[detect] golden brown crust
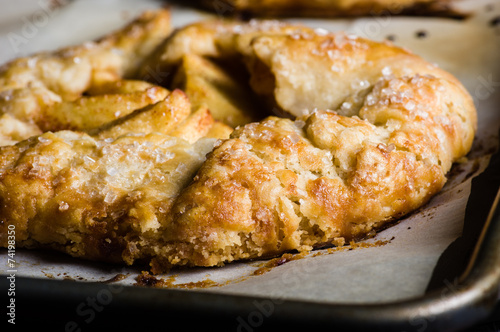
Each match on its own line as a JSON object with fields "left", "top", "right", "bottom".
{"left": 0, "top": 131, "right": 218, "bottom": 263}
{"left": 145, "top": 19, "right": 476, "bottom": 268}
{"left": 154, "top": 111, "right": 448, "bottom": 267}
{"left": 0, "top": 12, "right": 477, "bottom": 272}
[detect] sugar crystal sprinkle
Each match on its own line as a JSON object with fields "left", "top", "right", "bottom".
{"left": 59, "top": 201, "right": 69, "bottom": 211}
{"left": 38, "top": 136, "right": 51, "bottom": 144}
{"left": 382, "top": 66, "right": 392, "bottom": 76}
{"left": 404, "top": 100, "right": 416, "bottom": 111}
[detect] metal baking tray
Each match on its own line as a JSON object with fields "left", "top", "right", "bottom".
{"left": 3, "top": 143, "right": 499, "bottom": 331}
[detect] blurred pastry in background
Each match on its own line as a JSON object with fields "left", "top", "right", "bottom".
{"left": 190, "top": 0, "right": 467, "bottom": 19}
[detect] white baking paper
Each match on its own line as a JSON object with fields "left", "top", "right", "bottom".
{"left": 0, "top": 0, "right": 499, "bottom": 304}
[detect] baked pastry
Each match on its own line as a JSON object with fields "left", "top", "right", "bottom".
{"left": 0, "top": 10, "right": 172, "bottom": 145}
{"left": 194, "top": 0, "right": 464, "bottom": 18}
{"left": 141, "top": 20, "right": 475, "bottom": 269}
{"left": 0, "top": 11, "right": 476, "bottom": 273}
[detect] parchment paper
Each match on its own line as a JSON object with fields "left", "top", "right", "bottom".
{"left": 0, "top": 0, "right": 499, "bottom": 304}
